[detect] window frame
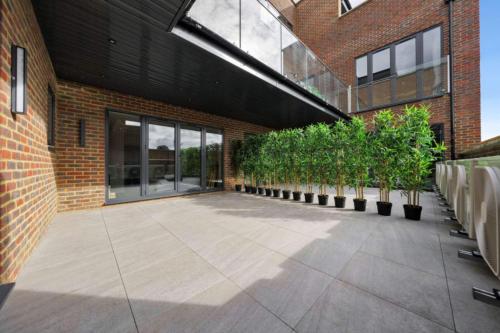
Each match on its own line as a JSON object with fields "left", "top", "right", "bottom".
{"left": 354, "top": 24, "right": 444, "bottom": 112}
{"left": 47, "top": 85, "right": 56, "bottom": 147}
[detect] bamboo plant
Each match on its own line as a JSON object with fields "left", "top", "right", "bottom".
{"left": 230, "top": 140, "right": 243, "bottom": 189}
{"left": 346, "top": 117, "right": 370, "bottom": 201}
{"left": 311, "top": 123, "right": 333, "bottom": 197}
{"left": 302, "top": 125, "right": 317, "bottom": 194}
{"left": 331, "top": 120, "right": 349, "bottom": 199}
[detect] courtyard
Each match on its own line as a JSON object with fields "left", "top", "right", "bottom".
{"left": 0, "top": 189, "right": 499, "bottom": 333}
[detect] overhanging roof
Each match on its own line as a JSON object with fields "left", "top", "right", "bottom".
{"left": 33, "top": 0, "right": 347, "bottom": 129}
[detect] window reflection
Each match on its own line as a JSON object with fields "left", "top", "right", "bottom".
{"left": 396, "top": 38, "right": 417, "bottom": 101}
{"left": 148, "top": 123, "right": 175, "bottom": 194}
{"left": 180, "top": 127, "right": 201, "bottom": 192}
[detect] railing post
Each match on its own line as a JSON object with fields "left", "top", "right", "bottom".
{"left": 347, "top": 85, "right": 352, "bottom": 114}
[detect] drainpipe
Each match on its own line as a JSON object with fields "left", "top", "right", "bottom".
{"left": 446, "top": 0, "right": 456, "bottom": 160}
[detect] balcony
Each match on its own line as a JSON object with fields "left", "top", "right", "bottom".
{"left": 185, "top": 0, "right": 349, "bottom": 113}
{"left": 354, "top": 56, "right": 449, "bottom": 112}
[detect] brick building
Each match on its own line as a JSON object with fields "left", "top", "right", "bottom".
{"left": 0, "top": 0, "right": 480, "bottom": 283}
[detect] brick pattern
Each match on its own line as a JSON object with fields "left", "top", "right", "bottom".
{"left": 55, "top": 80, "right": 270, "bottom": 212}
{"left": 0, "top": 0, "right": 58, "bottom": 283}
{"left": 294, "top": 0, "right": 480, "bottom": 155}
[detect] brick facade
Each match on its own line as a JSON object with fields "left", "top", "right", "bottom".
{"left": 294, "top": 0, "right": 480, "bottom": 156}
{"left": 0, "top": 0, "right": 58, "bottom": 283}
{"left": 55, "top": 80, "right": 269, "bottom": 212}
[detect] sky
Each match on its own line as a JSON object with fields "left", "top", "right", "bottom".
{"left": 480, "top": 1, "right": 500, "bottom": 141}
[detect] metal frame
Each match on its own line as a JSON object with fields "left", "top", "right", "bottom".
{"left": 354, "top": 24, "right": 444, "bottom": 112}
{"left": 105, "top": 108, "right": 224, "bottom": 205}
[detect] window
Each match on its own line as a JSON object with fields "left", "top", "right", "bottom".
{"left": 47, "top": 86, "right": 55, "bottom": 146}
{"left": 341, "top": 0, "right": 369, "bottom": 15}
{"left": 354, "top": 26, "right": 443, "bottom": 111}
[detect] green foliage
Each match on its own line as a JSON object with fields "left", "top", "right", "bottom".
{"left": 331, "top": 120, "right": 350, "bottom": 197}
{"left": 397, "top": 105, "right": 446, "bottom": 206}
{"left": 309, "top": 123, "right": 333, "bottom": 195}
{"left": 346, "top": 117, "right": 370, "bottom": 199}
{"left": 230, "top": 140, "right": 243, "bottom": 184}
{"left": 180, "top": 147, "right": 200, "bottom": 177}
{"left": 302, "top": 124, "right": 318, "bottom": 193}
{"left": 241, "top": 134, "right": 264, "bottom": 186}
{"left": 370, "top": 110, "right": 400, "bottom": 202}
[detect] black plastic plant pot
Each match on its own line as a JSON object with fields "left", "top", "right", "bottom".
{"left": 265, "top": 188, "right": 272, "bottom": 197}
{"left": 353, "top": 198, "right": 367, "bottom": 211}
{"left": 318, "top": 194, "right": 329, "bottom": 206}
{"left": 273, "top": 189, "right": 281, "bottom": 198}
{"left": 251, "top": 186, "right": 257, "bottom": 194}
{"left": 258, "top": 187, "right": 264, "bottom": 195}
{"left": 293, "top": 191, "right": 302, "bottom": 201}
{"left": 235, "top": 184, "right": 242, "bottom": 192}
{"left": 304, "top": 192, "right": 314, "bottom": 203}
{"left": 282, "top": 190, "right": 291, "bottom": 200}
{"left": 403, "top": 204, "right": 422, "bottom": 220}
{"left": 245, "top": 186, "right": 251, "bottom": 193}
{"left": 376, "top": 201, "right": 392, "bottom": 216}
{"left": 334, "top": 196, "right": 346, "bottom": 208}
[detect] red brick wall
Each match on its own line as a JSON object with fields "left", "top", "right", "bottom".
{"left": 294, "top": 0, "right": 480, "bottom": 155}
{"left": 56, "top": 80, "right": 270, "bottom": 211}
{"left": 0, "top": 0, "right": 58, "bottom": 283}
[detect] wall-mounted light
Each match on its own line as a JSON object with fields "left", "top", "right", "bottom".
{"left": 11, "top": 45, "right": 27, "bottom": 114}
{"left": 79, "top": 119, "right": 86, "bottom": 147}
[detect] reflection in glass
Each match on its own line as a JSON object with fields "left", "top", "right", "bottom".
{"left": 148, "top": 122, "right": 175, "bottom": 194}
{"left": 423, "top": 27, "right": 442, "bottom": 97}
{"left": 180, "top": 127, "right": 201, "bottom": 192}
{"left": 356, "top": 56, "right": 368, "bottom": 85}
{"left": 373, "top": 48, "right": 391, "bottom": 80}
{"left": 241, "top": 0, "right": 281, "bottom": 72}
{"left": 356, "top": 85, "right": 370, "bottom": 111}
{"left": 206, "top": 130, "right": 223, "bottom": 190}
{"left": 107, "top": 111, "right": 141, "bottom": 200}
{"left": 282, "top": 27, "right": 307, "bottom": 85}
{"left": 396, "top": 38, "right": 417, "bottom": 101}
{"left": 187, "top": 0, "right": 240, "bottom": 46}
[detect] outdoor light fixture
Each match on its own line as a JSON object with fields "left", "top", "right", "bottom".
{"left": 11, "top": 45, "right": 27, "bottom": 114}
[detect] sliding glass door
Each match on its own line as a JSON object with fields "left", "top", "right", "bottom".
{"left": 147, "top": 121, "right": 176, "bottom": 195}
{"left": 106, "top": 110, "right": 223, "bottom": 203}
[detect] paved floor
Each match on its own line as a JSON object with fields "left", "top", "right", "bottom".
{"left": 1, "top": 188, "right": 499, "bottom": 333}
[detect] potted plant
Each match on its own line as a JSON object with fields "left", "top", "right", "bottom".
{"left": 331, "top": 120, "right": 349, "bottom": 208}
{"left": 230, "top": 140, "right": 244, "bottom": 191}
{"left": 371, "top": 110, "right": 400, "bottom": 216}
{"left": 264, "top": 131, "right": 282, "bottom": 198}
{"left": 279, "top": 130, "right": 294, "bottom": 200}
{"left": 346, "top": 117, "right": 370, "bottom": 211}
{"left": 398, "top": 105, "right": 446, "bottom": 220}
{"left": 311, "top": 123, "right": 333, "bottom": 206}
{"left": 241, "top": 135, "right": 261, "bottom": 194}
{"left": 303, "top": 124, "right": 316, "bottom": 203}
{"left": 289, "top": 128, "right": 304, "bottom": 201}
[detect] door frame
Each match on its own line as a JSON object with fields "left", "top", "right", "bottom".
{"left": 104, "top": 108, "right": 224, "bottom": 205}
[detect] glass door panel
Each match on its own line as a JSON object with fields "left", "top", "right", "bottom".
{"left": 180, "top": 126, "right": 201, "bottom": 192}
{"left": 147, "top": 121, "right": 176, "bottom": 195}
{"left": 107, "top": 111, "right": 141, "bottom": 201}
{"left": 206, "top": 130, "right": 223, "bottom": 189}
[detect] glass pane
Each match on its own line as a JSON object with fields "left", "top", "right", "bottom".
{"left": 206, "top": 130, "right": 223, "bottom": 190}
{"left": 180, "top": 127, "right": 201, "bottom": 192}
{"left": 356, "top": 56, "right": 368, "bottom": 85}
{"left": 148, "top": 122, "right": 175, "bottom": 195}
{"left": 306, "top": 51, "right": 328, "bottom": 100}
{"left": 241, "top": 0, "right": 281, "bottom": 72}
{"left": 356, "top": 85, "right": 370, "bottom": 111}
{"left": 282, "top": 27, "right": 307, "bottom": 84}
{"left": 187, "top": 0, "right": 240, "bottom": 46}
{"left": 372, "top": 79, "right": 391, "bottom": 107}
{"left": 107, "top": 111, "right": 141, "bottom": 200}
{"left": 372, "top": 48, "right": 391, "bottom": 80}
{"left": 423, "top": 27, "right": 443, "bottom": 97}
{"left": 396, "top": 38, "right": 416, "bottom": 101}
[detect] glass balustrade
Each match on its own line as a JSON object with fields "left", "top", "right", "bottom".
{"left": 187, "top": 0, "right": 348, "bottom": 113}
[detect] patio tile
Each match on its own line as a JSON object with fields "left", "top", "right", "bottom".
{"left": 142, "top": 280, "right": 292, "bottom": 333}
{"left": 278, "top": 236, "right": 356, "bottom": 277}
{"left": 296, "top": 279, "right": 453, "bottom": 333}
{"left": 360, "top": 236, "right": 446, "bottom": 277}
{"left": 447, "top": 278, "right": 500, "bottom": 333}
{"left": 0, "top": 279, "right": 136, "bottom": 333}
{"left": 123, "top": 251, "right": 226, "bottom": 328}
{"left": 338, "top": 252, "right": 454, "bottom": 329}
{"left": 229, "top": 252, "right": 332, "bottom": 327}
{"left": 242, "top": 225, "right": 306, "bottom": 252}
{"left": 198, "top": 235, "right": 273, "bottom": 276}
